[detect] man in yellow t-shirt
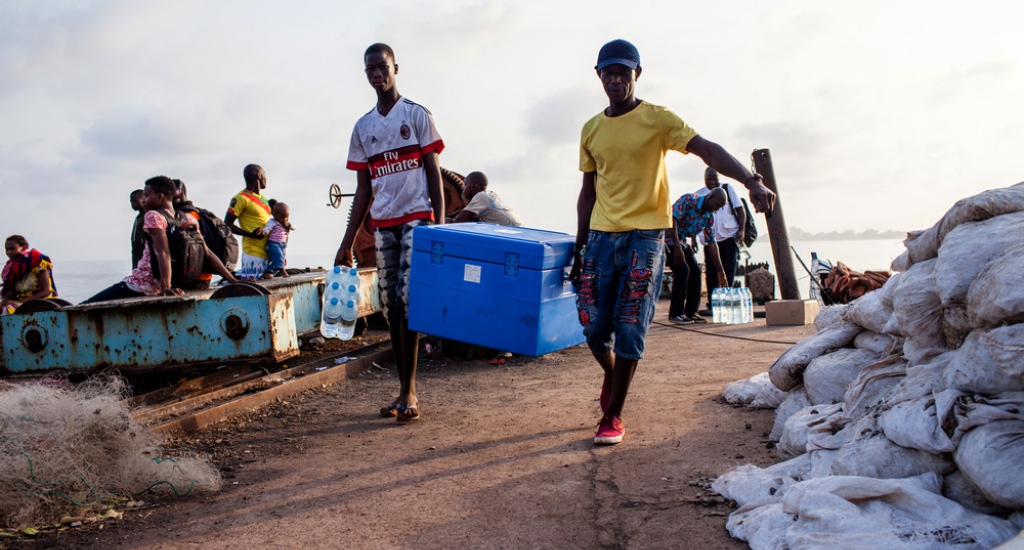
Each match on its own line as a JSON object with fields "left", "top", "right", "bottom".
{"left": 572, "top": 39, "right": 776, "bottom": 445}
{"left": 224, "top": 164, "right": 273, "bottom": 279}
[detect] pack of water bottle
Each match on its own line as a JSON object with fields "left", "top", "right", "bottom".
{"left": 711, "top": 285, "right": 753, "bottom": 325}
{"left": 321, "top": 266, "right": 361, "bottom": 339}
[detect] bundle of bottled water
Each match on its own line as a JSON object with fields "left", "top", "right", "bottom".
{"left": 711, "top": 286, "right": 754, "bottom": 325}
{"left": 321, "top": 266, "right": 361, "bottom": 339}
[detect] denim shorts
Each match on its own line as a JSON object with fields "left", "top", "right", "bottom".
{"left": 575, "top": 229, "right": 666, "bottom": 361}
{"left": 267, "top": 241, "right": 287, "bottom": 270}
{"left": 375, "top": 219, "right": 430, "bottom": 322}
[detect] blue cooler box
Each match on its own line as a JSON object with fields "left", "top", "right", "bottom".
{"left": 408, "top": 224, "right": 586, "bottom": 356}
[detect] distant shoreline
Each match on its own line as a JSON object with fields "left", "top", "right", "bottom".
{"left": 787, "top": 228, "right": 904, "bottom": 241}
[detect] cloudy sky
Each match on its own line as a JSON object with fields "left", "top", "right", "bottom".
{"left": 2, "top": 0, "right": 1022, "bottom": 262}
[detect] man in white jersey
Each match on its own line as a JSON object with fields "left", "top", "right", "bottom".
{"left": 334, "top": 43, "right": 445, "bottom": 424}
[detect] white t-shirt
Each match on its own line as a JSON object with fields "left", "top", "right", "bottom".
{"left": 695, "top": 183, "right": 743, "bottom": 242}
{"left": 464, "top": 190, "right": 522, "bottom": 227}
{"left": 346, "top": 97, "right": 444, "bottom": 227}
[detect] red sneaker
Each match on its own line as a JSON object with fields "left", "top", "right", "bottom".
{"left": 594, "top": 415, "right": 625, "bottom": 445}
{"left": 600, "top": 375, "right": 612, "bottom": 413}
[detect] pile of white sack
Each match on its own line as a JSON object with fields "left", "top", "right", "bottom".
{"left": 716, "top": 182, "right": 1024, "bottom": 549}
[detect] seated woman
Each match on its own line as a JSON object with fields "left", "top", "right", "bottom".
{"left": 1, "top": 235, "right": 59, "bottom": 314}
{"left": 83, "top": 176, "right": 239, "bottom": 304}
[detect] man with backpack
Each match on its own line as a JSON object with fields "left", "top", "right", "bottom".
{"left": 695, "top": 167, "right": 747, "bottom": 314}
{"left": 83, "top": 176, "right": 239, "bottom": 303}
{"left": 174, "top": 179, "right": 240, "bottom": 288}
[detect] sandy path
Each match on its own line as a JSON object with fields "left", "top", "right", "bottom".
{"left": 35, "top": 308, "right": 815, "bottom": 550}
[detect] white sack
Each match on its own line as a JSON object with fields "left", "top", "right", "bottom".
{"left": 845, "top": 290, "right": 892, "bottom": 334}
{"left": 892, "top": 259, "right": 947, "bottom": 361}
{"left": 942, "top": 304, "right": 971, "bottom": 350}
{"left": 778, "top": 404, "right": 843, "bottom": 460}
{"left": 780, "top": 474, "right": 1019, "bottom": 550}
{"left": 879, "top": 352, "right": 954, "bottom": 408}
{"left": 968, "top": 242, "right": 1024, "bottom": 328}
{"left": 830, "top": 432, "right": 954, "bottom": 480}
{"left": 943, "top": 470, "right": 1011, "bottom": 516}
{"left": 904, "top": 225, "right": 941, "bottom": 268}
{"left": 853, "top": 331, "right": 893, "bottom": 355}
{"left": 878, "top": 389, "right": 963, "bottom": 454}
{"left": 936, "top": 211, "right": 1024, "bottom": 307}
{"left": 880, "top": 312, "right": 902, "bottom": 336}
{"left": 995, "top": 530, "right": 1024, "bottom": 550}
{"left": 842, "top": 355, "right": 907, "bottom": 421}
{"left": 891, "top": 250, "right": 911, "bottom": 273}
{"left": 769, "top": 323, "right": 862, "bottom": 392}
{"left": 723, "top": 372, "right": 772, "bottom": 405}
{"left": 803, "top": 348, "right": 882, "bottom": 405}
{"left": 953, "top": 393, "right": 1024, "bottom": 509}
{"left": 877, "top": 271, "right": 901, "bottom": 310}
{"left": 936, "top": 181, "right": 1024, "bottom": 242}
{"left": 943, "top": 324, "right": 1024, "bottom": 395}
{"left": 814, "top": 304, "right": 849, "bottom": 331}
{"left": 721, "top": 372, "right": 788, "bottom": 409}
{"left": 750, "top": 380, "right": 789, "bottom": 410}
{"left": 725, "top": 501, "right": 792, "bottom": 550}
{"left": 712, "top": 454, "right": 811, "bottom": 507}
{"left": 770, "top": 387, "right": 809, "bottom": 442}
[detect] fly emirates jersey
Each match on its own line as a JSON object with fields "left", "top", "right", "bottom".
{"left": 346, "top": 97, "right": 444, "bottom": 227}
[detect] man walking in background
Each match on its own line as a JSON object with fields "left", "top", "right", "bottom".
{"left": 571, "top": 39, "right": 775, "bottom": 445}
{"left": 696, "top": 167, "right": 745, "bottom": 315}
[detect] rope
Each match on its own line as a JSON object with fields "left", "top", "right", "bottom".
{"left": 652, "top": 319, "right": 800, "bottom": 345}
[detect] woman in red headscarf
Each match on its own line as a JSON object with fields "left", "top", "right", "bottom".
{"left": 1, "top": 235, "right": 58, "bottom": 314}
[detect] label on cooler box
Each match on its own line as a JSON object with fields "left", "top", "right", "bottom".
{"left": 463, "top": 263, "right": 482, "bottom": 283}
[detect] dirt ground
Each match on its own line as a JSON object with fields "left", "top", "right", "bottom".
{"left": 20, "top": 306, "right": 815, "bottom": 550}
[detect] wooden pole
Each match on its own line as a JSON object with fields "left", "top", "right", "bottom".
{"left": 752, "top": 149, "right": 801, "bottom": 300}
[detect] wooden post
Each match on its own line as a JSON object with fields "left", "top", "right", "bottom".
{"left": 752, "top": 149, "right": 801, "bottom": 300}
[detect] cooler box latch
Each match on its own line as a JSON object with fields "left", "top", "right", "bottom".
{"left": 505, "top": 253, "right": 519, "bottom": 277}
{"left": 431, "top": 242, "right": 444, "bottom": 264}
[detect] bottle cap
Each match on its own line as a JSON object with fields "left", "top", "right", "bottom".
{"left": 349, "top": 268, "right": 357, "bottom": 276}
{"left": 330, "top": 297, "right": 338, "bottom": 305}
{"left": 332, "top": 282, "right": 339, "bottom": 290}
{"left": 348, "top": 285, "right": 356, "bottom": 292}
{"left": 347, "top": 300, "right": 355, "bottom": 308}
{"left": 334, "top": 266, "right": 342, "bottom": 274}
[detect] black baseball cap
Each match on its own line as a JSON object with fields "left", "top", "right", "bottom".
{"left": 595, "top": 39, "right": 640, "bottom": 71}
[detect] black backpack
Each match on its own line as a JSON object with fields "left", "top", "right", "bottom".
{"left": 724, "top": 184, "right": 759, "bottom": 248}
{"left": 145, "top": 210, "right": 207, "bottom": 287}
{"left": 194, "top": 208, "right": 239, "bottom": 271}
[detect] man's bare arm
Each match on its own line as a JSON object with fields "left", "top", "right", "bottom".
{"left": 224, "top": 212, "right": 264, "bottom": 239}
{"left": 569, "top": 171, "right": 597, "bottom": 281}
{"left": 452, "top": 209, "right": 477, "bottom": 223}
{"left": 422, "top": 152, "right": 445, "bottom": 226}
{"left": 334, "top": 170, "right": 373, "bottom": 267}
{"left": 686, "top": 135, "right": 775, "bottom": 214}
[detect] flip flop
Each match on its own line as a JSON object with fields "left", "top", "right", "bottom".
{"left": 380, "top": 403, "right": 399, "bottom": 417}
{"left": 396, "top": 404, "right": 420, "bottom": 424}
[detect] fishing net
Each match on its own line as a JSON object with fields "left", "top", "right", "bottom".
{"left": 0, "top": 375, "right": 220, "bottom": 528}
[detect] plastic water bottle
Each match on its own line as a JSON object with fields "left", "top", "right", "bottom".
{"left": 321, "top": 266, "right": 360, "bottom": 339}
{"left": 722, "top": 288, "right": 734, "bottom": 325}
{"left": 732, "top": 288, "right": 742, "bottom": 325}
{"left": 742, "top": 288, "right": 753, "bottom": 324}
{"left": 711, "top": 288, "right": 723, "bottom": 323}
